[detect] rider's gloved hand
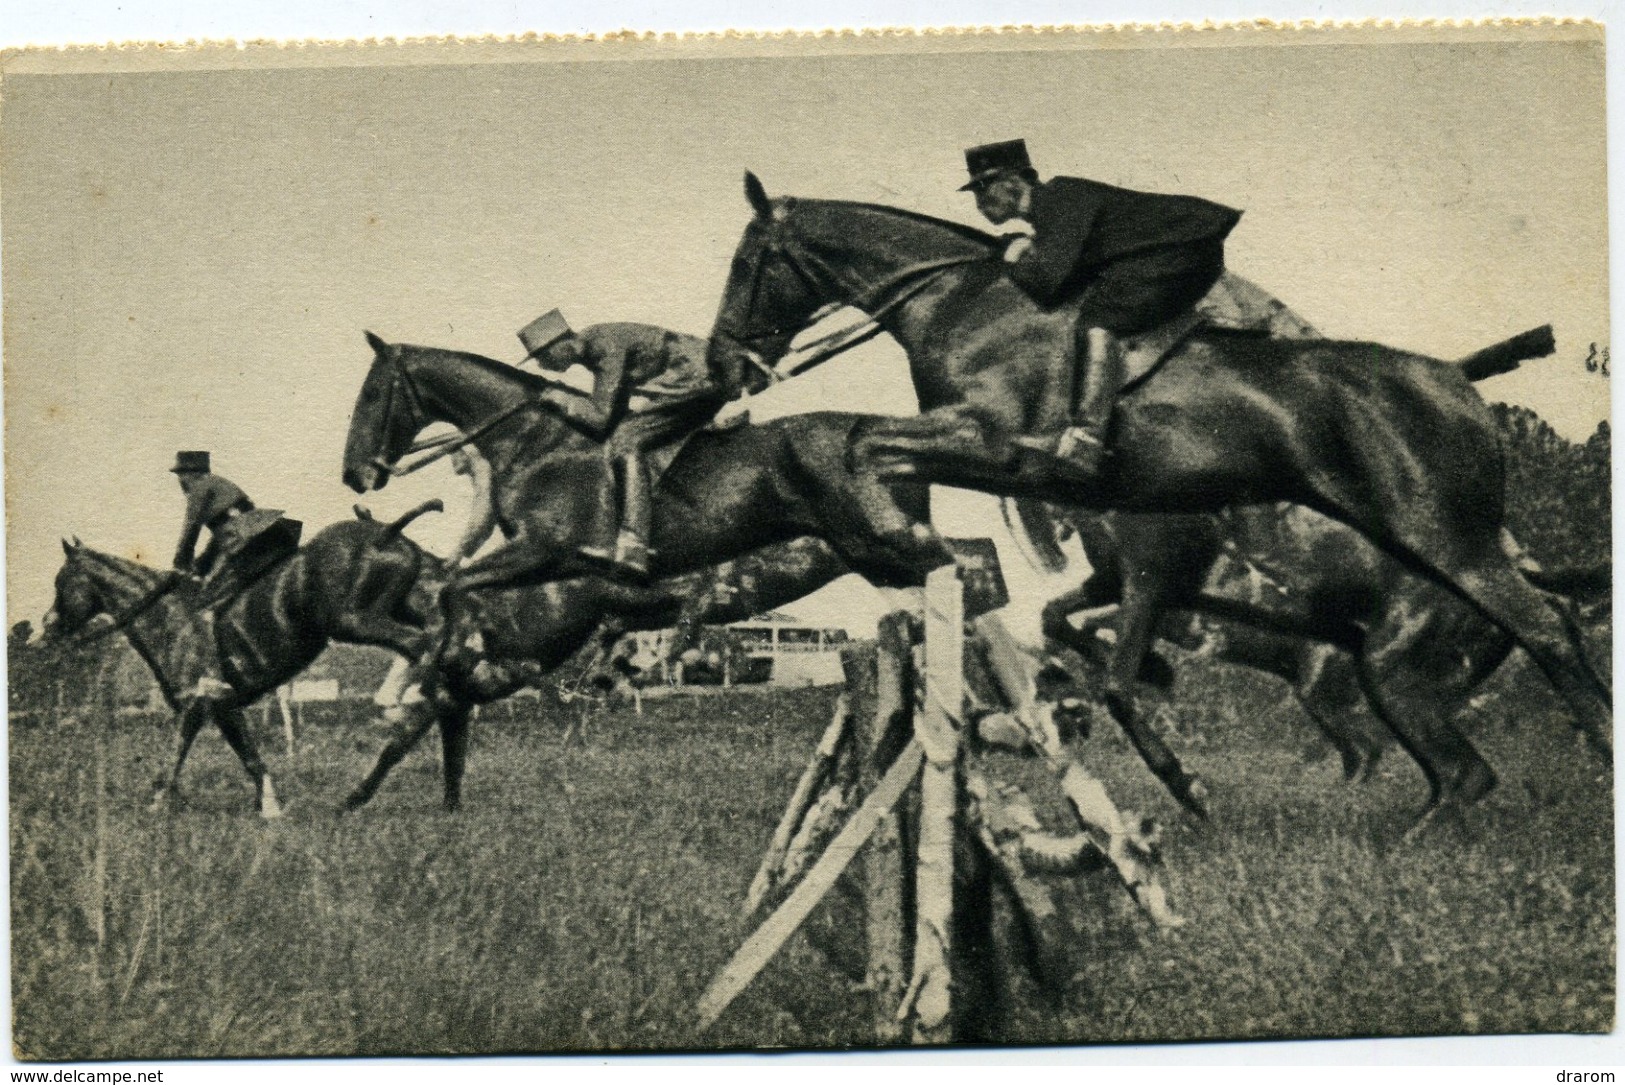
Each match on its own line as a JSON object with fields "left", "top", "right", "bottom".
{"left": 1001, "top": 234, "right": 1034, "bottom": 263}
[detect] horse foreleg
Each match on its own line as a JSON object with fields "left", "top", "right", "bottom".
{"left": 1292, "top": 644, "right": 1385, "bottom": 784}
{"left": 152, "top": 697, "right": 213, "bottom": 813}
{"left": 338, "top": 598, "right": 431, "bottom": 659}
{"left": 343, "top": 699, "right": 438, "bottom": 811}
{"left": 210, "top": 700, "right": 282, "bottom": 819}
{"left": 451, "top": 534, "right": 568, "bottom": 595}
{"left": 1103, "top": 587, "right": 1209, "bottom": 819}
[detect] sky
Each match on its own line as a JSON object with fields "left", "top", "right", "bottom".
{"left": 2, "top": 29, "right": 1610, "bottom": 634}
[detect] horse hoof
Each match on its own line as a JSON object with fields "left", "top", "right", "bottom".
{"left": 339, "top": 792, "right": 369, "bottom": 813}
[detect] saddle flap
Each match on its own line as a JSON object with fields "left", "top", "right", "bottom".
{"left": 1118, "top": 309, "right": 1205, "bottom": 390}
{"left": 1115, "top": 272, "right": 1322, "bottom": 392}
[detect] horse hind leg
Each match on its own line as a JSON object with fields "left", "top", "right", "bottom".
{"left": 1444, "top": 560, "right": 1612, "bottom": 755}
{"left": 1302, "top": 469, "right": 1611, "bottom": 757}
{"left": 1293, "top": 644, "right": 1385, "bottom": 784}
{"left": 1356, "top": 611, "right": 1497, "bottom": 837}
{"left": 437, "top": 696, "right": 474, "bottom": 812}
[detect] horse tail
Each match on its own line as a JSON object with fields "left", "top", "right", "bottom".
{"left": 1455, "top": 323, "right": 1555, "bottom": 383}
{"left": 380, "top": 499, "right": 446, "bottom": 542}
{"left": 1001, "top": 498, "right": 1071, "bottom": 575}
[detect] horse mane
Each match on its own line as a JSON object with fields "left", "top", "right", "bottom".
{"left": 74, "top": 546, "right": 168, "bottom": 596}
{"left": 789, "top": 197, "right": 1001, "bottom": 253}
{"left": 397, "top": 343, "right": 584, "bottom": 407}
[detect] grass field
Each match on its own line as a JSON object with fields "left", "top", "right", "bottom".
{"left": 9, "top": 652, "right": 1615, "bottom": 1059}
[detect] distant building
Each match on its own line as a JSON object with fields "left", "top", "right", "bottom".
{"left": 728, "top": 611, "right": 851, "bottom": 686}
{"left": 629, "top": 611, "right": 851, "bottom": 688}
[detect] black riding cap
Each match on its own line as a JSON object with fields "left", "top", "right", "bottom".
{"left": 960, "top": 139, "right": 1033, "bottom": 191}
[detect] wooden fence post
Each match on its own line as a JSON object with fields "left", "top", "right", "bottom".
{"left": 858, "top": 614, "right": 916, "bottom": 1043}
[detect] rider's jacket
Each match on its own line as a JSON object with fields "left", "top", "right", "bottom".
{"left": 1007, "top": 176, "right": 1243, "bottom": 305}
{"left": 173, "top": 473, "right": 253, "bottom": 573}
{"left": 542, "top": 323, "right": 723, "bottom": 440}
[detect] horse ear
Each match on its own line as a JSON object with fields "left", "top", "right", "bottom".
{"left": 62, "top": 538, "right": 74, "bottom": 556}
{"left": 365, "top": 330, "right": 389, "bottom": 356}
{"left": 744, "top": 172, "right": 773, "bottom": 220}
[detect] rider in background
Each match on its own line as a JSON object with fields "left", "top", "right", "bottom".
{"left": 373, "top": 443, "right": 494, "bottom": 721}
{"left": 448, "top": 444, "right": 497, "bottom": 567}
{"left": 170, "top": 450, "right": 254, "bottom": 579}
{"left": 960, "top": 139, "right": 1242, "bottom": 479}
{"left": 517, "top": 310, "right": 729, "bottom": 580}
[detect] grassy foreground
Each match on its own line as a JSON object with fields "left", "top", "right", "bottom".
{"left": 10, "top": 664, "right": 1614, "bottom": 1058}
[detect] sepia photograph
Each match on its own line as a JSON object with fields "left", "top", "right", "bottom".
{"left": 1, "top": 16, "right": 1613, "bottom": 1060}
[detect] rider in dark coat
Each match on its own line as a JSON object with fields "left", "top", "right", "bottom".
{"left": 519, "top": 311, "right": 730, "bottom": 579}
{"left": 960, "top": 139, "right": 1242, "bottom": 478}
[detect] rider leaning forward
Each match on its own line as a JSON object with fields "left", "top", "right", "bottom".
{"left": 518, "top": 311, "right": 732, "bottom": 580}
{"left": 170, "top": 450, "right": 255, "bottom": 579}
{"left": 960, "top": 139, "right": 1242, "bottom": 478}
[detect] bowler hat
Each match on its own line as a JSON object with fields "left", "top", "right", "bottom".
{"left": 960, "top": 139, "right": 1033, "bottom": 191}
{"left": 170, "top": 450, "right": 210, "bottom": 474}
{"left": 518, "top": 309, "right": 574, "bottom": 361}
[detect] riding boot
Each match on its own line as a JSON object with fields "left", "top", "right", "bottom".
{"left": 577, "top": 457, "right": 624, "bottom": 566}
{"left": 612, "top": 451, "right": 654, "bottom": 579}
{"left": 1056, "top": 326, "right": 1125, "bottom": 476}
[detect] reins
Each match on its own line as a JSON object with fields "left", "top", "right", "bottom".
{"left": 725, "top": 228, "right": 984, "bottom": 384}
{"left": 61, "top": 564, "right": 183, "bottom": 649}
{"left": 374, "top": 401, "right": 527, "bottom": 480}
{"left": 370, "top": 352, "right": 586, "bottom": 481}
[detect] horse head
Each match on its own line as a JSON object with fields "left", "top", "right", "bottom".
{"left": 707, "top": 173, "right": 998, "bottom": 382}
{"left": 45, "top": 540, "right": 167, "bottom": 642}
{"left": 345, "top": 333, "right": 583, "bottom": 493}
{"left": 705, "top": 173, "right": 834, "bottom": 392}
{"left": 344, "top": 332, "right": 429, "bottom": 494}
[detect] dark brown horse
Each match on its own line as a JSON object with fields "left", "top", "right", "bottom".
{"left": 705, "top": 176, "right": 1611, "bottom": 822}
{"left": 43, "top": 505, "right": 441, "bottom": 816}
{"left": 342, "top": 335, "right": 951, "bottom": 597}
{"left": 342, "top": 536, "right": 851, "bottom": 810}
{"left": 1012, "top": 352, "right": 1580, "bottom": 821}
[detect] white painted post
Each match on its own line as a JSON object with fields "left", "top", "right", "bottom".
{"left": 906, "top": 565, "right": 963, "bottom": 1043}
{"left": 277, "top": 683, "right": 297, "bottom": 756}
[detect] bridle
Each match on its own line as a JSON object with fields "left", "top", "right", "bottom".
{"left": 367, "top": 349, "right": 529, "bottom": 481}
{"left": 57, "top": 554, "right": 183, "bottom": 648}
{"left": 716, "top": 214, "right": 985, "bottom": 380}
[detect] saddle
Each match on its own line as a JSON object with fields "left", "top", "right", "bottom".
{"left": 1114, "top": 271, "right": 1322, "bottom": 392}
{"left": 196, "top": 511, "right": 303, "bottom": 610}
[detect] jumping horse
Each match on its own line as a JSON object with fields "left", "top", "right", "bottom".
{"left": 705, "top": 174, "right": 1611, "bottom": 830}
{"left": 344, "top": 334, "right": 951, "bottom": 598}
{"left": 43, "top": 505, "right": 441, "bottom": 816}
{"left": 1008, "top": 342, "right": 1591, "bottom": 819}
